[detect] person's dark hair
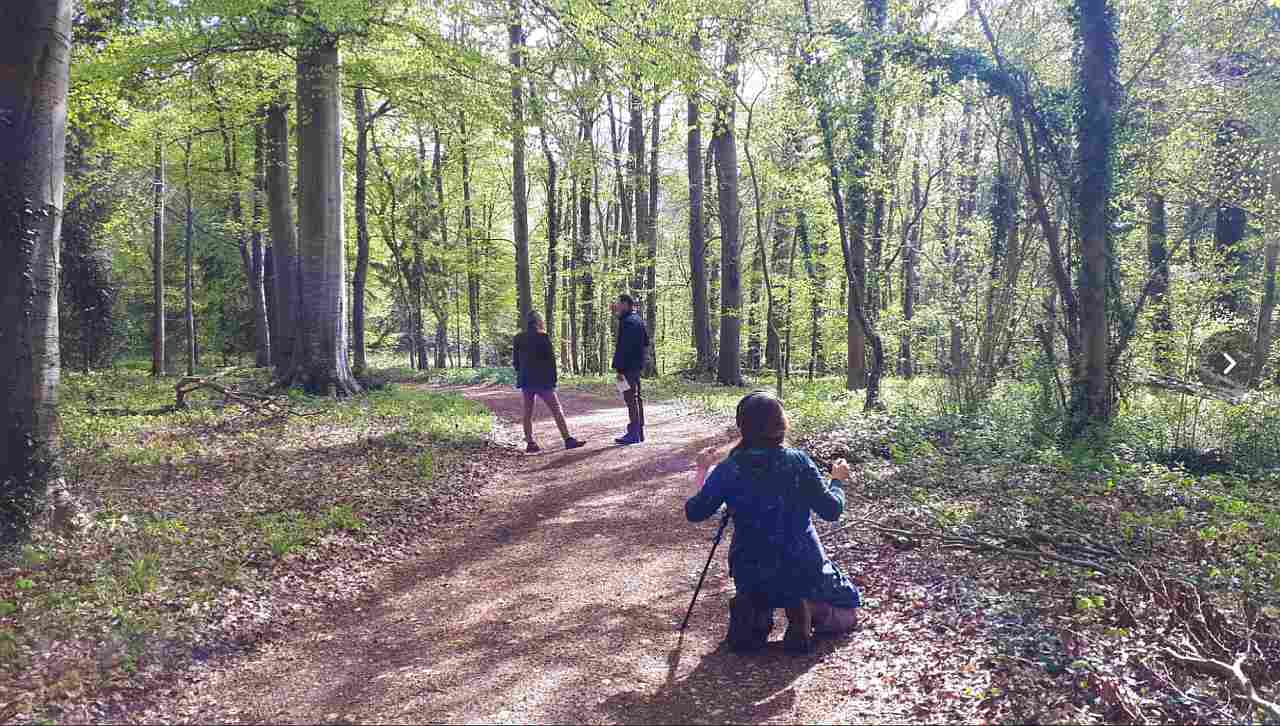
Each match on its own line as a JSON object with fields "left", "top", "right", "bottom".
{"left": 617, "top": 293, "right": 635, "bottom": 307}
{"left": 731, "top": 390, "right": 788, "bottom": 454}
{"left": 526, "top": 310, "right": 544, "bottom": 333}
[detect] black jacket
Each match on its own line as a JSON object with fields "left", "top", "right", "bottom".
{"left": 612, "top": 310, "right": 650, "bottom": 374}
{"left": 513, "top": 331, "right": 557, "bottom": 389}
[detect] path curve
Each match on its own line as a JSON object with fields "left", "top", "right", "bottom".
{"left": 141, "top": 385, "right": 894, "bottom": 724}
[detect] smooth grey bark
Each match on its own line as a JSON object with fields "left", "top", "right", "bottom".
{"left": 714, "top": 30, "right": 743, "bottom": 387}
{"left": 509, "top": 0, "right": 534, "bottom": 323}
{"left": 578, "top": 113, "right": 598, "bottom": 373}
{"left": 0, "top": 0, "right": 71, "bottom": 545}
{"left": 250, "top": 120, "right": 271, "bottom": 368}
{"left": 265, "top": 100, "right": 299, "bottom": 376}
{"left": 1253, "top": 169, "right": 1280, "bottom": 386}
{"left": 630, "top": 89, "right": 647, "bottom": 294}
{"left": 1072, "top": 0, "right": 1117, "bottom": 430}
{"left": 541, "top": 126, "right": 559, "bottom": 336}
{"left": 184, "top": 137, "right": 196, "bottom": 377}
{"left": 644, "top": 100, "right": 660, "bottom": 377}
{"left": 352, "top": 88, "right": 371, "bottom": 375}
{"left": 152, "top": 135, "right": 166, "bottom": 377}
{"left": 291, "top": 37, "right": 360, "bottom": 396}
{"left": 460, "top": 113, "right": 480, "bottom": 367}
{"left": 687, "top": 27, "right": 712, "bottom": 372}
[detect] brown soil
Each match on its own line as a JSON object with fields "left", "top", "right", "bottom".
{"left": 131, "top": 385, "right": 950, "bottom": 724}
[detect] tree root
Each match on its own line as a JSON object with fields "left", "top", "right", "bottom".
{"left": 1163, "top": 646, "right": 1280, "bottom": 722}
{"left": 174, "top": 376, "right": 321, "bottom": 417}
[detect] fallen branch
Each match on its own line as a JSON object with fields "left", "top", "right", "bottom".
{"left": 1163, "top": 646, "right": 1280, "bottom": 722}
{"left": 174, "top": 377, "right": 322, "bottom": 418}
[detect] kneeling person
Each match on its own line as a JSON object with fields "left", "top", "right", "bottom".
{"left": 686, "top": 391, "right": 860, "bottom": 654}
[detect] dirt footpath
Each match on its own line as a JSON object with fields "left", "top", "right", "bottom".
{"left": 137, "top": 385, "right": 925, "bottom": 724}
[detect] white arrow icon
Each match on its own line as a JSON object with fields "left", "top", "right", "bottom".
{"left": 1223, "top": 353, "right": 1237, "bottom": 375}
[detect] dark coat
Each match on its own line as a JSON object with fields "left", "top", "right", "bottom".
{"left": 685, "top": 447, "right": 860, "bottom": 610}
{"left": 513, "top": 331, "right": 557, "bottom": 390}
{"left": 611, "top": 310, "right": 649, "bottom": 374}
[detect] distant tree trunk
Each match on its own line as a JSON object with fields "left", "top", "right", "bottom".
{"left": 900, "top": 108, "right": 924, "bottom": 378}
{"left": 352, "top": 87, "right": 373, "bottom": 376}
{"left": 687, "top": 28, "right": 712, "bottom": 373}
{"left": 1148, "top": 190, "right": 1172, "bottom": 372}
{"left": 541, "top": 127, "right": 559, "bottom": 336}
{"left": 1214, "top": 119, "right": 1250, "bottom": 317}
{"left": 1071, "top": 0, "right": 1117, "bottom": 432}
{"left": 289, "top": 35, "right": 360, "bottom": 396}
{"left": 250, "top": 119, "right": 271, "bottom": 368}
{"left": 630, "top": 89, "right": 647, "bottom": 294}
{"left": 644, "top": 100, "right": 660, "bottom": 377}
{"left": 569, "top": 172, "right": 581, "bottom": 374}
{"left": 0, "top": 0, "right": 71, "bottom": 545}
{"left": 152, "top": 135, "right": 165, "bottom": 377}
{"left": 766, "top": 212, "right": 788, "bottom": 371}
{"left": 978, "top": 166, "right": 1015, "bottom": 387}
{"left": 609, "top": 94, "right": 633, "bottom": 289}
{"left": 714, "top": 29, "right": 743, "bottom": 387}
{"left": 839, "top": 0, "right": 888, "bottom": 407}
{"left": 459, "top": 114, "right": 480, "bottom": 367}
{"left": 948, "top": 98, "right": 977, "bottom": 379}
{"left": 578, "top": 114, "right": 597, "bottom": 374}
{"left": 509, "top": 0, "right": 534, "bottom": 323}
{"left": 431, "top": 129, "right": 450, "bottom": 370}
{"left": 266, "top": 100, "right": 298, "bottom": 376}
{"left": 184, "top": 137, "right": 197, "bottom": 376}
{"left": 799, "top": 209, "right": 822, "bottom": 379}
{"left": 1253, "top": 169, "right": 1280, "bottom": 386}
{"left": 748, "top": 247, "right": 762, "bottom": 371}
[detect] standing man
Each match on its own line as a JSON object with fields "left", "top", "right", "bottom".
{"left": 611, "top": 294, "right": 650, "bottom": 445}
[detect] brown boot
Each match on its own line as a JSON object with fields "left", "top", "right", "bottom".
{"left": 783, "top": 599, "right": 814, "bottom": 654}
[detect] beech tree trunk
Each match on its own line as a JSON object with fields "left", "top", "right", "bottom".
{"left": 1, "top": 0, "right": 71, "bottom": 544}
{"left": 714, "top": 30, "right": 743, "bottom": 387}
{"left": 644, "top": 101, "right": 660, "bottom": 377}
{"left": 509, "top": 0, "right": 534, "bottom": 322}
{"left": 541, "top": 127, "right": 559, "bottom": 335}
{"left": 266, "top": 100, "right": 299, "bottom": 377}
{"left": 290, "top": 36, "right": 360, "bottom": 396}
{"left": 152, "top": 135, "right": 166, "bottom": 377}
{"left": 352, "top": 88, "right": 373, "bottom": 376}
{"left": 250, "top": 120, "right": 271, "bottom": 368}
{"left": 1, "top": 0, "right": 70, "bottom": 545}
{"left": 1072, "top": 0, "right": 1117, "bottom": 431}
{"left": 1253, "top": 169, "right": 1280, "bottom": 386}
{"left": 687, "top": 28, "right": 713, "bottom": 373}
{"left": 184, "top": 138, "right": 197, "bottom": 376}
{"left": 578, "top": 114, "right": 597, "bottom": 373}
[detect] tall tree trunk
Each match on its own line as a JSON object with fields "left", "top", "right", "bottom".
{"left": 1148, "top": 190, "right": 1173, "bottom": 372}
{"left": 580, "top": 113, "right": 597, "bottom": 374}
{"left": 839, "top": 0, "right": 888, "bottom": 407}
{"left": 184, "top": 137, "right": 197, "bottom": 376}
{"left": 459, "top": 114, "right": 480, "bottom": 367}
{"left": 541, "top": 126, "right": 559, "bottom": 336}
{"left": 748, "top": 247, "right": 762, "bottom": 371}
{"left": 432, "top": 129, "right": 450, "bottom": 370}
{"left": 900, "top": 107, "right": 924, "bottom": 378}
{"left": 352, "top": 87, "right": 373, "bottom": 376}
{"left": 1253, "top": 168, "right": 1280, "bottom": 386}
{"left": 644, "top": 100, "right": 660, "bottom": 377}
{"left": 291, "top": 36, "right": 360, "bottom": 396}
{"left": 766, "top": 212, "right": 788, "bottom": 370}
{"left": 687, "top": 27, "right": 712, "bottom": 372}
{"left": 250, "top": 119, "right": 271, "bottom": 368}
{"left": 630, "top": 89, "right": 649, "bottom": 299}
{"left": 799, "top": 208, "right": 822, "bottom": 379}
{"left": 266, "top": 100, "right": 298, "bottom": 376}
{"left": 0, "top": 0, "right": 71, "bottom": 544}
{"left": 509, "top": 0, "right": 534, "bottom": 322}
{"left": 152, "top": 136, "right": 166, "bottom": 377}
{"left": 714, "top": 29, "right": 743, "bottom": 387}
{"left": 1214, "top": 119, "right": 1250, "bottom": 317}
{"left": 569, "top": 171, "right": 581, "bottom": 374}
{"left": 609, "top": 94, "right": 633, "bottom": 288}
{"left": 1072, "top": 0, "right": 1117, "bottom": 431}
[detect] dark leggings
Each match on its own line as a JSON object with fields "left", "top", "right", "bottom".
{"left": 622, "top": 371, "right": 645, "bottom": 429}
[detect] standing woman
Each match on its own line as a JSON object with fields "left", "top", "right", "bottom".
{"left": 513, "top": 311, "right": 586, "bottom": 453}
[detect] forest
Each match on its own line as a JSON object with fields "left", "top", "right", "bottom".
{"left": 4, "top": 0, "right": 1280, "bottom": 722}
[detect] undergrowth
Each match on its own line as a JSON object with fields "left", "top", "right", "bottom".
{"left": 1, "top": 363, "right": 494, "bottom": 722}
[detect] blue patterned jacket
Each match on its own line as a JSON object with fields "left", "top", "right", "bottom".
{"left": 685, "top": 447, "right": 860, "bottom": 610}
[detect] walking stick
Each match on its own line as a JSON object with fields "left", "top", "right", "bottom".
{"left": 679, "top": 507, "right": 732, "bottom": 632}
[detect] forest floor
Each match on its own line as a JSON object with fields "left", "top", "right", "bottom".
{"left": 7, "top": 372, "right": 1279, "bottom": 723}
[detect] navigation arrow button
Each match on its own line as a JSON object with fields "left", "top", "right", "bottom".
{"left": 1223, "top": 352, "right": 1237, "bottom": 375}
